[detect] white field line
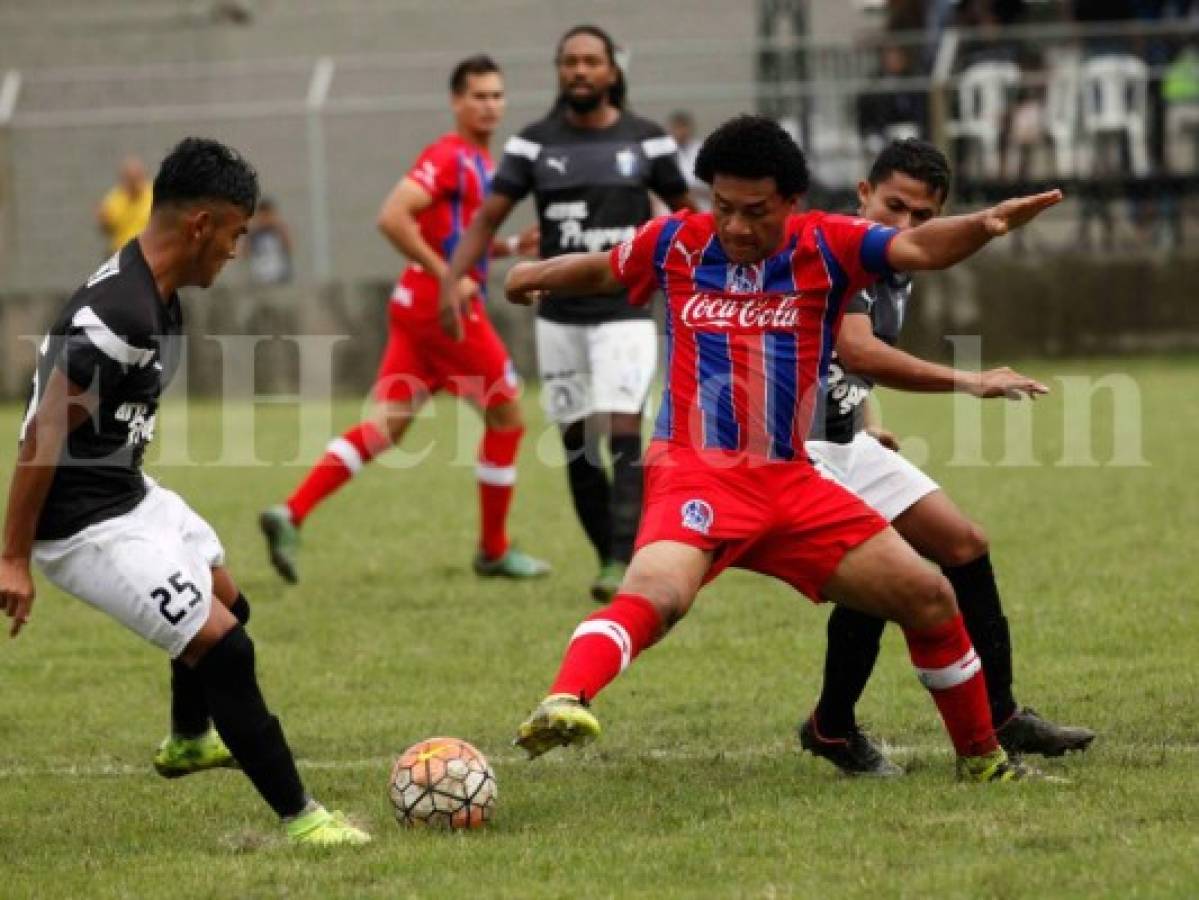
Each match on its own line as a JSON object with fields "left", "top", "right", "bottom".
{"left": 0, "top": 741, "right": 1195, "bottom": 779}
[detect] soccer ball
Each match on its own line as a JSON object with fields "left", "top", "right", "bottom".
{"left": 389, "top": 737, "right": 497, "bottom": 830}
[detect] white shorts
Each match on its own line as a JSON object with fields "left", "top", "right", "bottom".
{"left": 806, "top": 431, "right": 940, "bottom": 523}
{"left": 535, "top": 319, "right": 657, "bottom": 424}
{"left": 33, "top": 482, "right": 225, "bottom": 658}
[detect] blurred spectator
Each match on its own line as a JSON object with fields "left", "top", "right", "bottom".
{"left": 857, "top": 44, "right": 929, "bottom": 156}
{"left": 1004, "top": 85, "right": 1046, "bottom": 182}
{"left": 1164, "top": 45, "right": 1199, "bottom": 173}
{"left": 667, "top": 110, "right": 710, "bottom": 210}
{"left": 96, "top": 155, "right": 151, "bottom": 254}
{"left": 245, "top": 196, "right": 293, "bottom": 285}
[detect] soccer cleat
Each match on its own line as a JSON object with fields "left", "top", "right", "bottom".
{"left": 514, "top": 693, "right": 601, "bottom": 759}
{"left": 285, "top": 805, "right": 372, "bottom": 847}
{"left": 996, "top": 706, "right": 1096, "bottom": 757}
{"left": 956, "top": 747, "right": 1051, "bottom": 782}
{"left": 473, "top": 546, "right": 552, "bottom": 579}
{"left": 259, "top": 505, "right": 300, "bottom": 583}
{"left": 798, "top": 715, "right": 903, "bottom": 778}
{"left": 589, "top": 561, "right": 626, "bottom": 602}
{"left": 153, "top": 728, "right": 237, "bottom": 779}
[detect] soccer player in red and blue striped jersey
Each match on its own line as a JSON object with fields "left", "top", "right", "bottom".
{"left": 506, "top": 115, "right": 1062, "bottom": 783}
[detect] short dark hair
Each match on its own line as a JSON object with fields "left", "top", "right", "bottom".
{"left": 556, "top": 24, "right": 627, "bottom": 109}
{"left": 450, "top": 54, "right": 501, "bottom": 95}
{"left": 694, "top": 115, "right": 809, "bottom": 197}
{"left": 152, "top": 137, "right": 258, "bottom": 215}
{"left": 868, "top": 139, "right": 951, "bottom": 202}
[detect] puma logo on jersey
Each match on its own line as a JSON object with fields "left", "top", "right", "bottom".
{"left": 674, "top": 241, "right": 703, "bottom": 269}
{"left": 413, "top": 160, "right": 437, "bottom": 190}
{"left": 546, "top": 156, "right": 568, "bottom": 175}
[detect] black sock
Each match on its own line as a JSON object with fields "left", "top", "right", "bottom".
{"left": 943, "top": 553, "right": 1017, "bottom": 724}
{"left": 562, "top": 422, "right": 612, "bottom": 564}
{"left": 609, "top": 433, "right": 643, "bottom": 565}
{"left": 813, "top": 604, "right": 887, "bottom": 738}
{"left": 169, "top": 659, "right": 211, "bottom": 739}
{"left": 168, "top": 594, "right": 251, "bottom": 737}
{"left": 193, "top": 626, "right": 307, "bottom": 819}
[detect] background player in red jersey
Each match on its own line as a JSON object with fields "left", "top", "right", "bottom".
{"left": 504, "top": 116, "right": 1062, "bottom": 783}
{"left": 260, "top": 55, "right": 549, "bottom": 583}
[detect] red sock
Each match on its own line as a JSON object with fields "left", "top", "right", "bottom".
{"left": 477, "top": 426, "right": 522, "bottom": 560}
{"left": 903, "top": 614, "right": 998, "bottom": 757}
{"left": 286, "top": 422, "right": 389, "bottom": 525}
{"left": 549, "top": 593, "right": 662, "bottom": 702}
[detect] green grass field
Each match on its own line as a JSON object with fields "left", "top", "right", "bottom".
{"left": 1, "top": 356, "right": 1196, "bottom": 898}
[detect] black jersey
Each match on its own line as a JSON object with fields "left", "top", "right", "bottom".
{"left": 492, "top": 108, "right": 687, "bottom": 325}
{"left": 810, "top": 272, "right": 913, "bottom": 444}
{"left": 22, "top": 240, "right": 184, "bottom": 540}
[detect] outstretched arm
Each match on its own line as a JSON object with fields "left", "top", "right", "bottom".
{"left": 1, "top": 369, "right": 96, "bottom": 637}
{"left": 837, "top": 313, "right": 1048, "bottom": 399}
{"left": 505, "top": 252, "right": 620, "bottom": 306}
{"left": 887, "top": 189, "right": 1062, "bottom": 272}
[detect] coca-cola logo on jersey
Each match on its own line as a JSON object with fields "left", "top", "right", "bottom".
{"left": 679, "top": 292, "right": 804, "bottom": 330}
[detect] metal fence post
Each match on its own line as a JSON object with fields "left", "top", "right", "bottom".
{"left": 306, "top": 57, "right": 335, "bottom": 284}
{"left": 0, "top": 70, "right": 23, "bottom": 286}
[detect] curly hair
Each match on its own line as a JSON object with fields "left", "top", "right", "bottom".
{"left": 152, "top": 137, "right": 259, "bottom": 215}
{"left": 694, "top": 115, "right": 809, "bottom": 197}
{"left": 868, "top": 139, "right": 951, "bottom": 202}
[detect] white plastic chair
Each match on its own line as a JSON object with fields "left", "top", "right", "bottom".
{"left": 1044, "top": 53, "right": 1081, "bottom": 178}
{"left": 1079, "top": 54, "right": 1151, "bottom": 177}
{"left": 946, "top": 61, "right": 1021, "bottom": 178}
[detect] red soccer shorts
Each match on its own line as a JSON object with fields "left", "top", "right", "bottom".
{"left": 375, "top": 270, "right": 519, "bottom": 409}
{"left": 635, "top": 441, "right": 889, "bottom": 601}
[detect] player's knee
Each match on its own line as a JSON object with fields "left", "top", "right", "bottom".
{"left": 621, "top": 573, "right": 690, "bottom": 632}
{"left": 941, "top": 521, "right": 989, "bottom": 567}
{"left": 194, "top": 624, "right": 256, "bottom": 683}
{"left": 895, "top": 570, "right": 957, "bottom": 630}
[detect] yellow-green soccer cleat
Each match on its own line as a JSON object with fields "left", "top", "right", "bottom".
{"left": 956, "top": 747, "right": 1059, "bottom": 783}
{"left": 514, "top": 693, "right": 601, "bottom": 759}
{"left": 259, "top": 504, "right": 301, "bottom": 584}
{"left": 153, "top": 728, "right": 237, "bottom": 779}
{"left": 286, "top": 805, "right": 372, "bottom": 847}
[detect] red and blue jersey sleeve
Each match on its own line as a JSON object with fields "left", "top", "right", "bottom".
{"left": 814, "top": 213, "right": 898, "bottom": 297}
{"left": 608, "top": 213, "right": 683, "bottom": 306}
{"left": 406, "top": 137, "right": 459, "bottom": 204}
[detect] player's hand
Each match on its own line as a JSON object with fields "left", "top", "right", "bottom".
{"left": 982, "top": 190, "right": 1063, "bottom": 237}
{"left": 516, "top": 225, "right": 540, "bottom": 257}
{"left": 0, "top": 556, "right": 36, "bottom": 638}
{"left": 505, "top": 262, "right": 547, "bottom": 307}
{"left": 967, "top": 367, "right": 1050, "bottom": 400}
{"left": 867, "top": 426, "right": 900, "bottom": 452}
{"left": 437, "top": 276, "right": 478, "bottom": 341}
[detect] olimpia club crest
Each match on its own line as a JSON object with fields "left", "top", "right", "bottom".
{"left": 680, "top": 498, "right": 714, "bottom": 535}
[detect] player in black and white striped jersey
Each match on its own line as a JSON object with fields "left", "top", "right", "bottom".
{"left": 0, "top": 138, "right": 369, "bottom": 846}
{"left": 800, "top": 140, "right": 1095, "bottom": 776}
